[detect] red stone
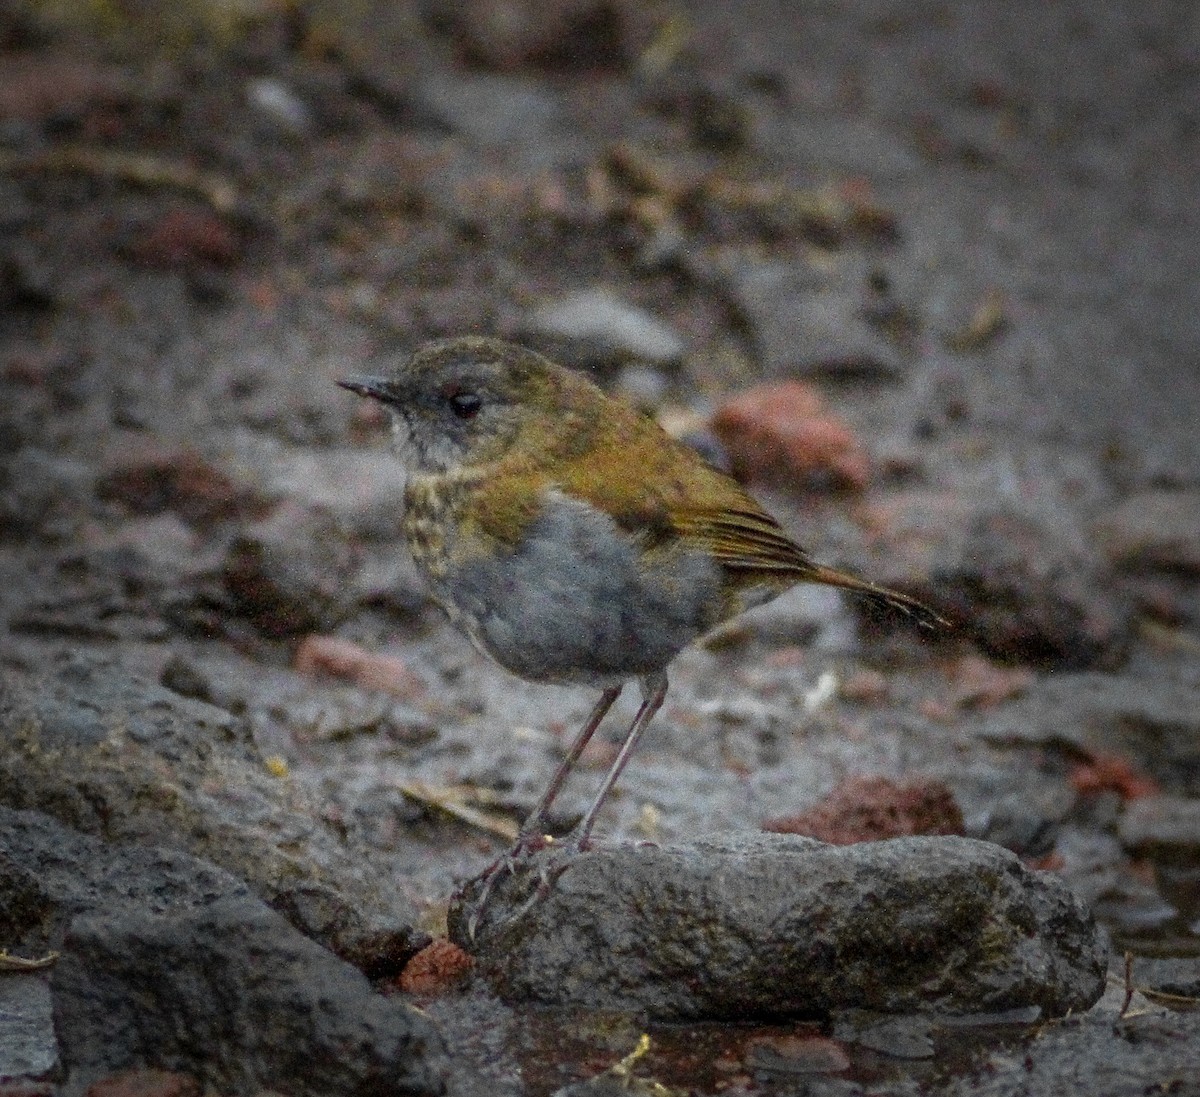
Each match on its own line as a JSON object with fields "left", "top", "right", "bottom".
{"left": 395, "top": 938, "right": 473, "bottom": 995}
{"left": 711, "top": 381, "right": 870, "bottom": 492}
{"left": 763, "top": 774, "right": 965, "bottom": 844}
{"left": 294, "top": 635, "right": 425, "bottom": 700}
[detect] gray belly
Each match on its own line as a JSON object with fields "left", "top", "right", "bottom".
{"left": 431, "top": 494, "right": 724, "bottom": 687}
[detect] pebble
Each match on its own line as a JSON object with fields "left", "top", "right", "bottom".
{"left": 1095, "top": 489, "right": 1200, "bottom": 575}
{"left": 1118, "top": 795, "right": 1200, "bottom": 857}
{"left": 710, "top": 380, "right": 870, "bottom": 491}
{"left": 523, "top": 288, "right": 685, "bottom": 365}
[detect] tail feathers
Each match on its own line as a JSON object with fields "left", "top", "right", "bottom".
{"left": 806, "top": 564, "right": 949, "bottom": 631}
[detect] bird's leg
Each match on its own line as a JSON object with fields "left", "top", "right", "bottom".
{"left": 463, "top": 684, "right": 622, "bottom": 940}
{"left": 505, "top": 675, "right": 669, "bottom": 925}
{"left": 567, "top": 672, "right": 667, "bottom": 851}
{"left": 492, "top": 676, "right": 672, "bottom": 931}
{"left": 517, "top": 684, "right": 622, "bottom": 843}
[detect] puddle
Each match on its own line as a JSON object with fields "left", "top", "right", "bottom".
{"left": 501, "top": 1007, "right": 1046, "bottom": 1095}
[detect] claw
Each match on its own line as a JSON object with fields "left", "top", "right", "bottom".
{"left": 461, "top": 832, "right": 555, "bottom": 941}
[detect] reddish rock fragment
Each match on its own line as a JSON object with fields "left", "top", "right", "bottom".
{"left": 395, "top": 938, "right": 473, "bottom": 995}
{"left": 295, "top": 635, "right": 425, "bottom": 700}
{"left": 746, "top": 1034, "right": 850, "bottom": 1075}
{"left": 711, "top": 382, "right": 870, "bottom": 491}
{"left": 763, "top": 775, "right": 965, "bottom": 844}
{"left": 95, "top": 441, "right": 254, "bottom": 526}
{"left": 126, "top": 206, "right": 241, "bottom": 269}
{"left": 839, "top": 668, "right": 889, "bottom": 703}
{"left": 945, "top": 654, "right": 1033, "bottom": 710}
{"left": 1070, "top": 753, "right": 1159, "bottom": 802}
{"left": 86, "top": 1071, "right": 202, "bottom": 1097}
{"left": 427, "top": 0, "right": 632, "bottom": 72}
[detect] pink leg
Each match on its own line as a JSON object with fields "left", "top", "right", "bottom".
{"left": 519, "top": 685, "right": 622, "bottom": 840}
{"left": 571, "top": 673, "right": 667, "bottom": 848}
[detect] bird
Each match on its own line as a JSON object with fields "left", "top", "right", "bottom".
{"left": 338, "top": 336, "right": 945, "bottom": 857}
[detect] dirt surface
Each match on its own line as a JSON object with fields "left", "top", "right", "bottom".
{"left": 1, "top": 1, "right": 1199, "bottom": 1094}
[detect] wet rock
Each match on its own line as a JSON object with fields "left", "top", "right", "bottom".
{"left": 967, "top": 671, "right": 1200, "bottom": 797}
{"left": 0, "top": 448, "right": 95, "bottom": 542}
{"left": 831, "top": 1012, "right": 934, "bottom": 1060}
{"left": 950, "top": 509, "right": 1129, "bottom": 669}
{"left": 881, "top": 499, "right": 1130, "bottom": 669}
{"left": 449, "top": 833, "right": 1106, "bottom": 1019}
{"left": 763, "top": 775, "right": 965, "bottom": 844}
{"left": 968, "top": 792, "right": 1067, "bottom": 862}
{"left": 1095, "top": 488, "right": 1200, "bottom": 575}
{"left": 521, "top": 288, "right": 685, "bottom": 368}
{"left": 0, "top": 809, "right": 447, "bottom": 1097}
{"left": 57, "top": 900, "right": 445, "bottom": 1097}
{"left": 0, "top": 973, "right": 56, "bottom": 1081}
{"left": 949, "top": 980, "right": 1200, "bottom": 1096}
{"left": 717, "top": 258, "right": 904, "bottom": 379}
{"left": 710, "top": 381, "right": 870, "bottom": 491}
{"left": 1129, "top": 955, "right": 1200, "bottom": 999}
{"left": 1117, "top": 795, "right": 1200, "bottom": 859}
{"left": 0, "top": 651, "right": 428, "bottom": 971}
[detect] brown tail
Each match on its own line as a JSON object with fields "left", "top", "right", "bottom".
{"left": 806, "top": 563, "right": 949, "bottom": 631}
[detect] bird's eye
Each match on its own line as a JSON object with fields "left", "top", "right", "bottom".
{"left": 442, "top": 386, "right": 482, "bottom": 420}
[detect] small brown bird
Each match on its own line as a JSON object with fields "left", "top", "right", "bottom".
{"left": 339, "top": 337, "right": 943, "bottom": 853}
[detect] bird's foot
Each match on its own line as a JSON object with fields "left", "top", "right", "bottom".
{"left": 460, "top": 829, "right": 556, "bottom": 941}
{"left": 458, "top": 828, "right": 596, "bottom": 942}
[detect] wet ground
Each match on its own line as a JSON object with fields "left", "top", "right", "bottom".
{"left": 1, "top": 1, "right": 1199, "bottom": 1094}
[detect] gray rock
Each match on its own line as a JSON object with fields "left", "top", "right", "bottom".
{"left": 55, "top": 899, "right": 445, "bottom": 1097}
{"left": 949, "top": 979, "right": 1200, "bottom": 1097}
{"left": 0, "top": 652, "right": 428, "bottom": 972}
{"left": 522, "top": 289, "right": 685, "bottom": 367}
{"left": 411, "top": 72, "right": 561, "bottom": 149}
{"left": 0, "top": 974, "right": 57, "bottom": 1080}
{"left": 879, "top": 499, "right": 1131, "bottom": 670}
{"left": 1095, "top": 489, "right": 1200, "bottom": 575}
{"left": 967, "top": 671, "right": 1200, "bottom": 796}
{"left": 221, "top": 502, "right": 359, "bottom": 637}
{"left": 1118, "top": 796, "right": 1200, "bottom": 857}
{"left": 716, "top": 257, "right": 904, "bottom": 378}
{"left": 0, "top": 807, "right": 447, "bottom": 1096}
{"left": 1127, "top": 955, "right": 1200, "bottom": 999}
{"left": 449, "top": 833, "right": 1106, "bottom": 1019}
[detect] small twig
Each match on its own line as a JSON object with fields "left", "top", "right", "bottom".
{"left": 1140, "top": 987, "right": 1200, "bottom": 1007}
{"left": 0, "top": 949, "right": 59, "bottom": 972}
{"left": 0, "top": 146, "right": 238, "bottom": 213}
{"left": 397, "top": 780, "right": 519, "bottom": 841}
